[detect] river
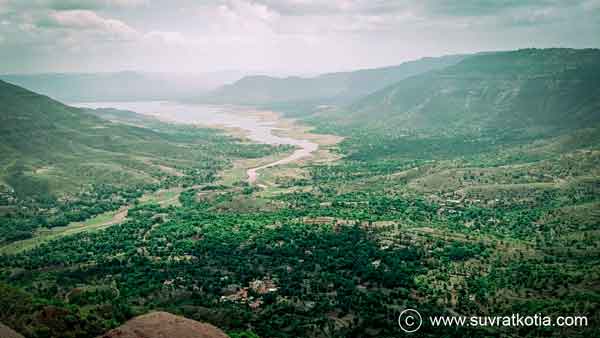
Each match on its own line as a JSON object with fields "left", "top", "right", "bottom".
{"left": 73, "top": 101, "right": 318, "bottom": 183}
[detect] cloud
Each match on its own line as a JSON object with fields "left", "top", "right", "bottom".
{"left": 44, "top": 0, "right": 147, "bottom": 10}
{"left": 419, "top": 0, "right": 527, "bottom": 17}
{"left": 507, "top": 7, "right": 564, "bottom": 26}
{"left": 251, "top": 0, "right": 408, "bottom": 16}
{"left": 214, "top": 1, "right": 277, "bottom": 26}
{"left": 0, "top": 0, "right": 598, "bottom": 74}
{"left": 194, "top": 0, "right": 418, "bottom": 38}
{"left": 33, "top": 10, "right": 139, "bottom": 41}
{"left": 581, "top": 0, "right": 600, "bottom": 11}
{"left": 193, "top": 0, "right": 281, "bottom": 43}
{"left": 0, "top": 0, "right": 11, "bottom": 14}
{"left": 251, "top": 0, "right": 589, "bottom": 25}
{"left": 0, "top": 0, "right": 146, "bottom": 18}
{"left": 144, "top": 30, "right": 187, "bottom": 45}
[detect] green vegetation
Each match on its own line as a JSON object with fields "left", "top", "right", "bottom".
{"left": 1, "top": 49, "right": 599, "bottom": 338}
{"left": 0, "top": 79, "right": 287, "bottom": 244}
{"left": 330, "top": 48, "right": 600, "bottom": 131}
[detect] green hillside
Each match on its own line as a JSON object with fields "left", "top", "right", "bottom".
{"left": 343, "top": 48, "right": 600, "bottom": 132}
{"left": 309, "top": 49, "right": 600, "bottom": 161}
{"left": 0, "top": 80, "right": 282, "bottom": 244}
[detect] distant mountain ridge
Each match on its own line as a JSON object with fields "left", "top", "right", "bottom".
{"left": 204, "top": 55, "right": 466, "bottom": 105}
{"left": 0, "top": 70, "right": 245, "bottom": 102}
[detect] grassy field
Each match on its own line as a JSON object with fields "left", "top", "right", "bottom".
{"left": 0, "top": 208, "right": 126, "bottom": 255}
{"left": 138, "top": 188, "right": 183, "bottom": 207}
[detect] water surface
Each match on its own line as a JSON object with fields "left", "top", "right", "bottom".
{"left": 74, "top": 101, "right": 318, "bottom": 183}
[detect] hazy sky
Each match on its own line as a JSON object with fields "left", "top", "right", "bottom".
{"left": 1, "top": 0, "right": 599, "bottom": 75}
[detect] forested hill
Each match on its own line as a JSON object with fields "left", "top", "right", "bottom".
{"left": 0, "top": 79, "right": 106, "bottom": 161}
{"left": 336, "top": 48, "right": 600, "bottom": 133}
{"left": 0, "top": 80, "right": 282, "bottom": 245}
{"left": 204, "top": 54, "right": 465, "bottom": 105}
{"left": 0, "top": 78, "right": 177, "bottom": 173}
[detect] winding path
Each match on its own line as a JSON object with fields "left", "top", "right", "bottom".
{"left": 75, "top": 101, "right": 321, "bottom": 184}
{"left": 246, "top": 137, "right": 318, "bottom": 183}
{"left": 2, "top": 103, "right": 325, "bottom": 254}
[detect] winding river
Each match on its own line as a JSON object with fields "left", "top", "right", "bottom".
{"left": 73, "top": 101, "right": 318, "bottom": 183}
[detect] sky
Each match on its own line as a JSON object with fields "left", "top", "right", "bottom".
{"left": 1, "top": 0, "right": 599, "bottom": 75}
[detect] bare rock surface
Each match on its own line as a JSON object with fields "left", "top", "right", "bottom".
{"left": 98, "top": 312, "right": 229, "bottom": 338}
{"left": 0, "top": 322, "right": 25, "bottom": 338}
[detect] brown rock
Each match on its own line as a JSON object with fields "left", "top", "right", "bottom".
{"left": 0, "top": 322, "right": 25, "bottom": 338}
{"left": 98, "top": 312, "right": 229, "bottom": 338}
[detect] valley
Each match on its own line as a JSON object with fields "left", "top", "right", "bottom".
{"left": 74, "top": 101, "right": 324, "bottom": 185}
{"left": 0, "top": 49, "right": 598, "bottom": 338}
{"left": 0, "top": 102, "right": 335, "bottom": 257}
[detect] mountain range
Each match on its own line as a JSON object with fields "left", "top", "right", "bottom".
{"left": 0, "top": 71, "right": 245, "bottom": 102}
{"left": 322, "top": 48, "right": 600, "bottom": 133}
{"left": 202, "top": 55, "right": 465, "bottom": 106}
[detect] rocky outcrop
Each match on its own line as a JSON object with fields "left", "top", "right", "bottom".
{"left": 0, "top": 322, "right": 25, "bottom": 338}
{"left": 98, "top": 312, "right": 229, "bottom": 338}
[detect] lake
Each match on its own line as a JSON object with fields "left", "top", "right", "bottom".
{"left": 73, "top": 101, "right": 318, "bottom": 183}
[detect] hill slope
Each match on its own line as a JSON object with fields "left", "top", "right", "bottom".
{"left": 0, "top": 80, "right": 279, "bottom": 243}
{"left": 0, "top": 80, "right": 276, "bottom": 196}
{"left": 342, "top": 48, "right": 600, "bottom": 132}
{"left": 0, "top": 78, "right": 178, "bottom": 196}
{"left": 205, "top": 55, "right": 465, "bottom": 106}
